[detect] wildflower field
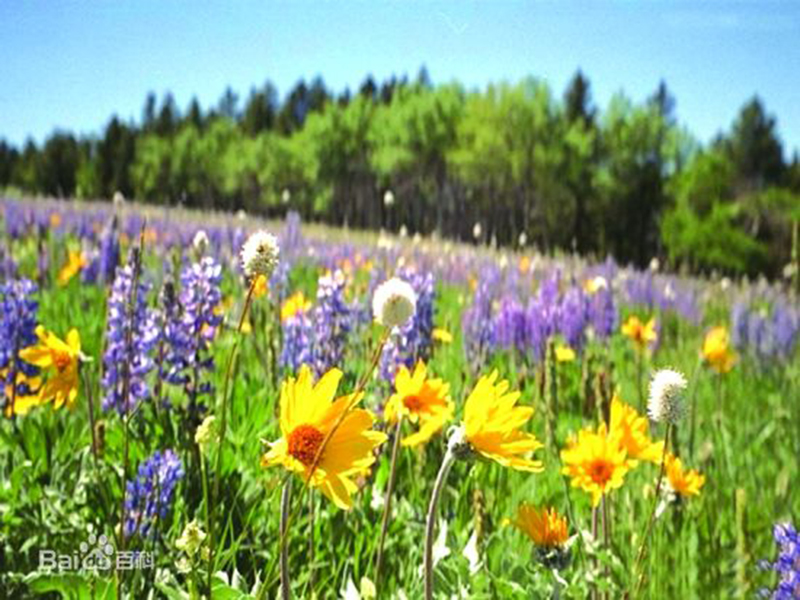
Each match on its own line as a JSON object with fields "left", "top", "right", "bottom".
{"left": 1, "top": 197, "right": 798, "bottom": 599}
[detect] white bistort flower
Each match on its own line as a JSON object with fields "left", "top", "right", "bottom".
{"left": 372, "top": 277, "right": 417, "bottom": 329}
{"left": 240, "top": 230, "right": 279, "bottom": 279}
{"left": 192, "top": 230, "right": 209, "bottom": 254}
{"left": 648, "top": 369, "right": 688, "bottom": 424}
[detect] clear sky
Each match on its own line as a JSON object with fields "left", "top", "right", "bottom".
{"left": 1, "top": 1, "right": 798, "bottom": 155}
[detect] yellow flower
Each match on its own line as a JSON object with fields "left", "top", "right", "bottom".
{"left": 2, "top": 370, "right": 43, "bottom": 417}
{"left": 609, "top": 394, "right": 664, "bottom": 463}
{"left": 57, "top": 250, "right": 88, "bottom": 286}
{"left": 621, "top": 316, "right": 657, "bottom": 351}
{"left": 463, "top": 370, "right": 544, "bottom": 472}
{"left": 384, "top": 361, "right": 453, "bottom": 447}
{"left": 252, "top": 274, "right": 269, "bottom": 298}
{"left": 702, "top": 326, "right": 736, "bottom": 374}
{"left": 665, "top": 453, "right": 705, "bottom": 497}
{"left": 281, "top": 291, "right": 312, "bottom": 322}
{"left": 18, "top": 326, "right": 81, "bottom": 410}
{"left": 49, "top": 213, "right": 62, "bottom": 229}
{"left": 561, "top": 423, "right": 634, "bottom": 507}
{"left": 555, "top": 344, "right": 576, "bottom": 363}
{"left": 432, "top": 327, "right": 453, "bottom": 344}
{"left": 511, "top": 504, "right": 569, "bottom": 548}
{"left": 261, "top": 366, "right": 387, "bottom": 510}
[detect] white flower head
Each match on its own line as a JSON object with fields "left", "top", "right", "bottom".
{"left": 192, "top": 230, "right": 209, "bottom": 254}
{"left": 648, "top": 369, "right": 688, "bottom": 424}
{"left": 240, "top": 230, "right": 280, "bottom": 279}
{"left": 112, "top": 190, "right": 126, "bottom": 206}
{"left": 383, "top": 189, "right": 395, "bottom": 207}
{"left": 372, "top": 277, "right": 416, "bottom": 329}
{"left": 473, "top": 222, "right": 482, "bottom": 240}
{"left": 176, "top": 520, "right": 207, "bottom": 557}
{"left": 281, "top": 188, "right": 291, "bottom": 204}
{"left": 399, "top": 224, "right": 408, "bottom": 238}
{"left": 518, "top": 231, "right": 528, "bottom": 247}
{"left": 194, "top": 415, "right": 217, "bottom": 452}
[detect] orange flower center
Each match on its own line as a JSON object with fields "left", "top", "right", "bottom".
{"left": 402, "top": 395, "right": 423, "bottom": 412}
{"left": 287, "top": 424, "right": 325, "bottom": 466}
{"left": 588, "top": 459, "right": 614, "bottom": 485}
{"left": 53, "top": 349, "right": 72, "bottom": 372}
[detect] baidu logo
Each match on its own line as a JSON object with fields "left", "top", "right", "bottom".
{"left": 39, "top": 534, "right": 153, "bottom": 572}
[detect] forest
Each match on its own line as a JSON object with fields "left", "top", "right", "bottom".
{"left": 1, "top": 69, "right": 799, "bottom": 277}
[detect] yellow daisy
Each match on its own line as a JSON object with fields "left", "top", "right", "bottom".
{"left": 281, "top": 291, "right": 312, "bottom": 322}
{"left": 561, "top": 423, "right": 634, "bottom": 507}
{"left": 665, "top": 453, "right": 706, "bottom": 497}
{"left": 252, "top": 274, "right": 269, "bottom": 298}
{"left": 609, "top": 394, "right": 664, "bottom": 463}
{"left": 57, "top": 250, "right": 88, "bottom": 286}
{"left": 18, "top": 326, "right": 81, "bottom": 410}
{"left": 384, "top": 361, "right": 453, "bottom": 447}
{"left": 261, "top": 366, "right": 387, "bottom": 510}
{"left": 621, "top": 316, "right": 657, "bottom": 351}
{"left": 463, "top": 370, "right": 544, "bottom": 472}
{"left": 511, "top": 504, "right": 569, "bottom": 549}
{"left": 702, "top": 326, "right": 736, "bottom": 374}
{"left": 555, "top": 344, "right": 576, "bottom": 363}
{"left": 431, "top": 328, "right": 453, "bottom": 344}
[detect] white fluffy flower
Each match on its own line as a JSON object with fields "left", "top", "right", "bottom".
{"left": 192, "top": 230, "right": 209, "bottom": 254}
{"left": 473, "top": 222, "right": 482, "bottom": 240}
{"left": 240, "top": 230, "right": 279, "bottom": 279}
{"left": 372, "top": 277, "right": 416, "bottom": 329}
{"left": 648, "top": 369, "right": 688, "bottom": 424}
{"left": 383, "top": 189, "right": 395, "bottom": 207}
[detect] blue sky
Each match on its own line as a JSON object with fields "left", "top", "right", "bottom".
{"left": 1, "top": 1, "right": 798, "bottom": 154}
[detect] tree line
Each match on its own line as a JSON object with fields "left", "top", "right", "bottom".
{"left": 1, "top": 68, "right": 798, "bottom": 277}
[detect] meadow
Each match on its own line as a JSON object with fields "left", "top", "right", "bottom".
{"left": 0, "top": 197, "right": 798, "bottom": 599}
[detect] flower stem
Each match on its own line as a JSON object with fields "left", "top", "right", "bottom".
{"left": 373, "top": 417, "right": 403, "bottom": 591}
{"left": 200, "top": 451, "right": 212, "bottom": 596}
{"left": 631, "top": 423, "right": 671, "bottom": 598}
{"left": 686, "top": 357, "right": 702, "bottom": 459}
{"left": 636, "top": 351, "right": 644, "bottom": 413}
{"left": 80, "top": 363, "right": 98, "bottom": 469}
{"left": 424, "top": 444, "right": 457, "bottom": 600}
{"left": 280, "top": 477, "right": 293, "bottom": 600}
{"left": 209, "top": 278, "right": 257, "bottom": 596}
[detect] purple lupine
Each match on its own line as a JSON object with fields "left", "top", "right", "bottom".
{"left": 124, "top": 449, "right": 184, "bottom": 538}
{"left": 311, "top": 270, "right": 352, "bottom": 376}
{"left": 759, "top": 522, "right": 800, "bottom": 599}
{"left": 588, "top": 285, "right": 617, "bottom": 340}
{"left": 101, "top": 264, "right": 158, "bottom": 414}
{"left": 97, "top": 217, "right": 120, "bottom": 285}
{"left": 524, "top": 272, "right": 561, "bottom": 362}
{"left": 163, "top": 257, "right": 223, "bottom": 404}
{"left": 771, "top": 302, "right": 800, "bottom": 360}
{"left": 731, "top": 301, "right": 799, "bottom": 363}
{"left": 0, "top": 279, "right": 40, "bottom": 408}
{"left": 379, "top": 270, "right": 436, "bottom": 381}
{"left": 0, "top": 244, "right": 18, "bottom": 281}
{"left": 280, "top": 301, "right": 314, "bottom": 374}
{"left": 462, "top": 267, "right": 500, "bottom": 370}
{"left": 558, "top": 285, "right": 590, "bottom": 352}
{"left": 493, "top": 296, "right": 527, "bottom": 354}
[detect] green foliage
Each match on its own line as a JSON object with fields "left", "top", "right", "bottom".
{"left": 662, "top": 198, "right": 766, "bottom": 273}
{"left": 1, "top": 75, "right": 797, "bottom": 276}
